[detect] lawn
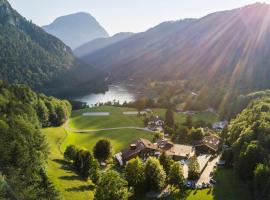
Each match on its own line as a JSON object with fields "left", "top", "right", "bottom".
{"left": 61, "top": 129, "right": 154, "bottom": 153}
{"left": 43, "top": 126, "right": 154, "bottom": 200}
{"left": 43, "top": 127, "right": 94, "bottom": 200}
{"left": 68, "top": 106, "right": 145, "bottom": 130}
{"left": 152, "top": 108, "right": 219, "bottom": 125}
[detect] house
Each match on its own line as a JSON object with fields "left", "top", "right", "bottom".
{"left": 115, "top": 138, "right": 195, "bottom": 165}
{"left": 165, "top": 144, "right": 195, "bottom": 160}
{"left": 115, "top": 138, "right": 158, "bottom": 165}
{"left": 195, "top": 135, "right": 221, "bottom": 154}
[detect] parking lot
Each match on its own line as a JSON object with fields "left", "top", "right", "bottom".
{"left": 181, "top": 154, "right": 221, "bottom": 188}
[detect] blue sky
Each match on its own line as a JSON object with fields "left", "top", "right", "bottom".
{"left": 8, "top": 0, "right": 270, "bottom": 35}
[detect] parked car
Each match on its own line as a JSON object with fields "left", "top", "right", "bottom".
{"left": 210, "top": 178, "right": 217, "bottom": 184}
{"left": 185, "top": 181, "right": 192, "bottom": 188}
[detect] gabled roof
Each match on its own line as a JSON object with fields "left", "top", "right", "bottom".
{"left": 196, "top": 135, "right": 220, "bottom": 152}
{"left": 121, "top": 138, "right": 157, "bottom": 160}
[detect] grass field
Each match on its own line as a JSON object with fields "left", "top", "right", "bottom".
{"left": 44, "top": 127, "right": 94, "bottom": 200}
{"left": 43, "top": 126, "right": 154, "bottom": 200}
{"left": 61, "top": 129, "right": 154, "bottom": 153}
{"left": 69, "top": 106, "right": 145, "bottom": 130}
{"left": 43, "top": 106, "right": 228, "bottom": 200}
{"left": 152, "top": 108, "right": 218, "bottom": 125}
{"left": 68, "top": 106, "right": 219, "bottom": 131}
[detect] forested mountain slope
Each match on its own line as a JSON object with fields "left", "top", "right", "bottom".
{"left": 82, "top": 3, "right": 270, "bottom": 110}
{"left": 0, "top": 81, "right": 71, "bottom": 199}
{"left": 0, "top": 0, "right": 74, "bottom": 89}
{"left": 0, "top": 0, "right": 107, "bottom": 97}
{"left": 74, "top": 32, "right": 134, "bottom": 57}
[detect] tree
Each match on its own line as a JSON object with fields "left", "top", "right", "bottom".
{"left": 190, "top": 128, "right": 204, "bottom": 141}
{"left": 254, "top": 163, "right": 270, "bottom": 198}
{"left": 185, "top": 115, "right": 193, "bottom": 129}
{"left": 165, "top": 108, "right": 175, "bottom": 128}
{"left": 235, "top": 142, "right": 264, "bottom": 180}
{"left": 188, "top": 156, "right": 200, "bottom": 180}
{"left": 159, "top": 152, "right": 174, "bottom": 175}
{"left": 64, "top": 145, "right": 78, "bottom": 162}
{"left": 125, "top": 157, "right": 145, "bottom": 192}
{"left": 153, "top": 132, "right": 164, "bottom": 142}
{"left": 168, "top": 162, "right": 184, "bottom": 189}
{"left": 94, "top": 170, "right": 128, "bottom": 200}
{"left": 89, "top": 158, "right": 100, "bottom": 184}
{"left": 145, "top": 157, "right": 166, "bottom": 192}
{"left": 93, "top": 139, "right": 112, "bottom": 161}
{"left": 221, "top": 149, "right": 233, "bottom": 167}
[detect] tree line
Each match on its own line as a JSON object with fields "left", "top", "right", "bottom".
{"left": 0, "top": 81, "right": 71, "bottom": 200}
{"left": 221, "top": 96, "right": 270, "bottom": 199}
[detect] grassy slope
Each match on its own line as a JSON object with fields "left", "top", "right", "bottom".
{"left": 69, "top": 106, "right": 219, "bottom": 131}
{"left": 44, "top": 126, "right": 154, "bottom": 199}
{"left": 61, "top": 129, "right": 154, "bottom": 153}
{"left": 43, "top": 127, "right": 94, "bottom": 200}
{"left": 44, "top": 106, "right": 223, "bottom": 200}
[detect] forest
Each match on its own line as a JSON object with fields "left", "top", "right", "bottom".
{"left": 0, "top": 80, "right": 71, "bottom": 200}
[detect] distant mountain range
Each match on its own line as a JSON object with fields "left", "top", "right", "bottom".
{"left": 74, "top": 32, "right": 134, "bottom": 57}
{"left": 43, "top": 12, "right": 109, "bottom": 49}
{"left": 80, "top": 3, "right": 270, "bottom": 95}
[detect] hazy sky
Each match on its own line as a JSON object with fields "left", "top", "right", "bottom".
{"left": 8, "top": 0, "right": 270, "bottom": 35}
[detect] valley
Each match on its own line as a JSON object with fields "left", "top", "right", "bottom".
{"left": 43, "top": 106, "right": 251, "bottom": 200}
{"left": 2, "top": 1, "right": 270, "bottom": 200}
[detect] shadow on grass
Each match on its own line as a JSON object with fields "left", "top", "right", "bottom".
{"left": 130, "top": 190, "right": 191, "bottom": 200}
{"left": 53, "top": 159, "right": 73, "bottom": 171}
{"left": 65, "top": 185, "right": 95, "bottom": 192}
{"left": 59, "top": 175, "right": 82, "bottom": 181}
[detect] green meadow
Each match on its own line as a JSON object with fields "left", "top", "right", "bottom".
{"left": 43, "top": 106, "right": 225, "bottom": 200}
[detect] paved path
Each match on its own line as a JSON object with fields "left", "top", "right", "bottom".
{"left": 197, "top": 154, "right": 221, "bottom": 184}
{"left": 63, "top": 121, "right": 155, "bottom": 134}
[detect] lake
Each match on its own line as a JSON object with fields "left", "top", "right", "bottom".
{"left": 75, "top": 85, "right": 136, "bottom": 106}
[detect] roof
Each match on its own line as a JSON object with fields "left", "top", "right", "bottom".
{"left": 155, "top": 139, "right": 174, "bottom": 150}
{"left": 121, "top": 138, "right": 157, "bottom": 160}
{"left": 165, "top": 144, "right": 194, "bottom": 157}
{"left": 196, "top": 135, "right": 220, "bottom": 152}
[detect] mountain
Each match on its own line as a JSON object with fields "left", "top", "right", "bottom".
{"left": 0, "top": 0, "right": 107, "bottom": 96}
{"left": 0, "top": 0, "right": 74, "bottom": 89}
{"left": 81, "top": 3, "right": 270, "bottom": 99}
{"left": 74, "top": 32, "right": 134, "bottom": 57}
{"left": 43, "top": 12, "right": 109, "bottom": 49}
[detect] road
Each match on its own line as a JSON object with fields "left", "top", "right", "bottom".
{"left": 63, "top": 121, "right": 155, "bottom": 133}
{"left": 197, "top": 155, "right": 221, "bottom": 184}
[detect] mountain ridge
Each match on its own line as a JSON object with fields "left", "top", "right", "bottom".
{"left": 43, "top": 12, "right": 109, "bottom": 49}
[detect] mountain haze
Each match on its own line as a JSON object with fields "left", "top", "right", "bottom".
{"left": 81, "top": 3, "right": 270, "bottom": 94}
{"left": 43, "top": 12, "right": 109, "bottom": 49}
{"left": 74, "top": 32, "right": 134, "bottom": 57}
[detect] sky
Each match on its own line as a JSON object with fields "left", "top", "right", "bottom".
{"left": 8, "top": 0, "right": 270, "bottom": 35}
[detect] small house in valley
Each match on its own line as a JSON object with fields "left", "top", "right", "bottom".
{"left": 195, "top": 135, "right": 221, "bottom": 153}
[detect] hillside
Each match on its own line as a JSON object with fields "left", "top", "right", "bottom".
{"left": 81, "top": 3, "right": 270, "bottom": 109}
{"left": 74, "top": 32, "right": 134, "bottom": 57}
{"left": 0, "top": 0, "right": 108, "bottom": 96}
{"left": 0, "top": 81, "right": 71, "bottom": 199}
{"left": 0, "top": 0, "right": 74, "bottom": 89}
{"left": 43, "top": 12, "right": 109, "bottom": 49}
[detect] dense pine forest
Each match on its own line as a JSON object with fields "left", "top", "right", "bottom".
{"left": 0, "top": 81, "right": 71, "bottom": 199}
